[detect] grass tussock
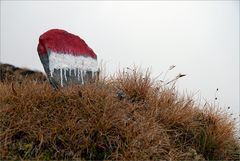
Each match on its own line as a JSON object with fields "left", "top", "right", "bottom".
{"left": 0, "top": 66, "right": 239, "bottom": 160}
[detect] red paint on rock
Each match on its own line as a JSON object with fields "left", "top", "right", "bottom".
{"left": 37, "top": 29, "right": 97, "bottom": 59}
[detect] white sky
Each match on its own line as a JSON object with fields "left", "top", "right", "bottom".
{"left": 1, "top": 1, "right": 239, "bottom": 120}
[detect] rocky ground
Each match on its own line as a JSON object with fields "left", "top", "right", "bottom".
{"left": 0, "top": 63, "right": 47, "bottom": 83}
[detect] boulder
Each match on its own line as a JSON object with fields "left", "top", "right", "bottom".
{"left": 37, "top": 29, "right": 98, "bottom": 89}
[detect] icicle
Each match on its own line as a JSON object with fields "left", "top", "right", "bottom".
{"left": 69, "top": 68, "right": 71, "bottom": 76}
{"left": 50, "top": 69, "right": 53, "bottom": 77}
{"left": 77, "top": 68, "right": 80, "bottom": 80}
{"left": 83, "top": 70, "right": 86, "bottom": 78}
{"left": 74, "top": 68, "right": 77, "bottom": 76}
{"left": 80, "top": 70, "right": 84, "bottom": 84}
{"left": 91, "top": 70, "right": 94, "bottom": 78}
{"left": 63, "top": 68, "right": 67, "bottom": 81}
{"left": 60, "top": 68, "right": 63, "bottom": 87}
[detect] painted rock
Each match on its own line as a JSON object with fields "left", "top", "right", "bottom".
{"left": 37, "top": 29, "right": 98, "bottom": 89}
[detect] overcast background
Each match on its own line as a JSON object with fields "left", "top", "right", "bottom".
{"left": 1, "top": 1, "right": 239, "bottom": 124}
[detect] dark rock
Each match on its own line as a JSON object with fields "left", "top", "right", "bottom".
{"left": 0, "top": 63, "right": 47, "bottom": 83}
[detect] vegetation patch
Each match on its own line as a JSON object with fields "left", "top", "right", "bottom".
{"left": 0, "top": 65, "right": 239, "bottom": 160}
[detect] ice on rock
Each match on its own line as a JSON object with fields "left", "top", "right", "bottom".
{"left": 37, "top": 29, "right": 98, "bottom": 89}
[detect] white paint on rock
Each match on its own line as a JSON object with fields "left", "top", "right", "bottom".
{"left": 48, "top": 51, "right": 98, "bottom": 86}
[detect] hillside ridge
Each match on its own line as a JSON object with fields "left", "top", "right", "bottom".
{"left": 0, "top": 63, "right": 239, "bottom": 160}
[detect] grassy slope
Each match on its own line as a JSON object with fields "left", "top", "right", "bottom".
{"left": 0, "top": 66, "right": 239, "bottom": 160}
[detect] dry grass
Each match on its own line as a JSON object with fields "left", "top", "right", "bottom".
{"left": 0, "top": 66, "right": 239, "bottom": 160}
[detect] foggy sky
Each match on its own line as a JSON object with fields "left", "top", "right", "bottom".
{"left": 1, "top": 1, "right": 239, "bottom": 120}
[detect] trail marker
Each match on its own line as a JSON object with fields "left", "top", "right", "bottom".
{"left": 37, "top": 29, "right": 98, "bottom": 88}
